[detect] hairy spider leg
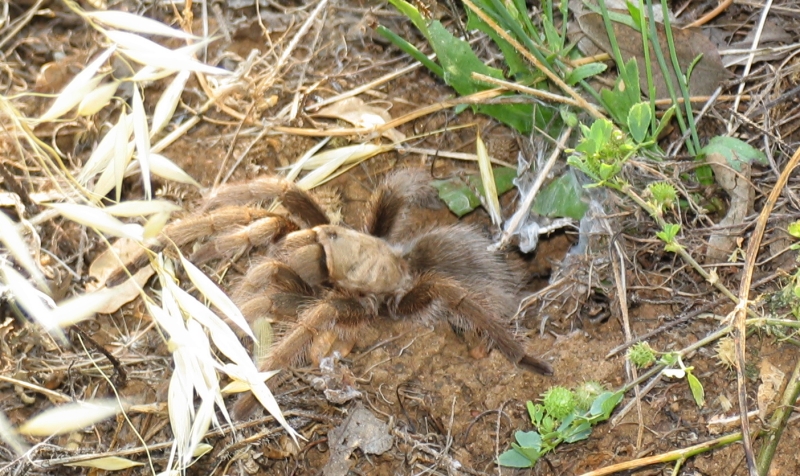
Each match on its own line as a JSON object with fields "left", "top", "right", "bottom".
{"left": 203, "top": 176, "right": 330, "bottom": 227}
{"left": 394, "top": 272, "right": 553, "bottom": 376}
{"left": 190, "top": 214, "right": 300, "bottom": 264}
{"left": 231, "top": 295, "right": 377, "bottom": 419}
{"left": 106, "top": 206, "right": 274, "bottom": 287}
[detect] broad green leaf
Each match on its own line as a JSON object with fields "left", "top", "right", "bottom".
{"left": 566, "top": 62, "right": 607, "bottom": 86}
{"left": 590, "top": 391, "right": 624, "bottom": 418}
{"left": 465, "top": 3, "right": 530, "bottom": 81}
{"left": 431, "top": 167, "right": 517, "bottom": 217}
{"left": 687, "top": 372, "right": 705, "bottom": 407}
{"left": 788, "top": 221, "right": 800, "bottom": 239}
{"left": 699, "top": 136, "right": 768, "bottom": 171}
{"left": 627, "top": 102, "right": 652, "bottom": 144}
{"left": 563, "top": 421, "right": 592, "bottom": 443}
{"left": 532, "top": 171, "right": 588, "bottom": 220}
{"left": 497, "top": 448, "right": 535, "bottom": 468}
{"left": 514, "top": 430, "right": 542, "bottom": 451}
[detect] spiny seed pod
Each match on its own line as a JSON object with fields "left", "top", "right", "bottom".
{"left": 628, "top": 342, "right": 656, "bottom": 368}
{"left": 542, "top": 386, "right": 576, "bottom": 420}
{"left": 575, "top": 381, "right": 606, "bottom": 412}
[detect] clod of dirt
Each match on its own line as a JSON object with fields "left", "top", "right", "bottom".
{"left": 323, "top": 405, "right": 393, "bottom": 476}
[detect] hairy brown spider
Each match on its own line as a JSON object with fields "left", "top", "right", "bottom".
{"left": 108, "top": 169, "right": 553, "bottom": 418}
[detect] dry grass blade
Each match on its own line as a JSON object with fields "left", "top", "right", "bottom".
{"left": 49, "top": 203, "right": 144, "bottom": 241}
{"left": 131, "top": 85, "right": 152, "bottom": 199}
{"left": 104, "top": 31, "right": 228, "bottom": 76}
{"left": 79, "top": 112, "right": 132, "bottom": 185}
{"left": 221, "top": 370, "right": 279, "bottom": 394}
{"left": 1, "top": 265, "right": 64, "bottom": 342}
{"left": 17, "top": 399, "right": 122, "bottom": 436}
{"left": 130, "top": 43, "right": 208, "bottom": 82}
{"left": 51, "top": 288, "right": 117, "bottom": 328}
{"left": 476, "top": 131, "right": 502, "bottom": 226}
{"left": 77, "top": 81, "right": 119, "bottom": 116}
{"left": 65, "top": 456, "right": 144, "bottom": 470}
{"left": 148, "top": 153, "right": 201, "bottom": 187}
{"left": 0, "top": 212, "right": 47, "bottom": 291}
{"left": 180, "top": 255, "right": 255, "bottom": 340}
{"left": 86, "top": 10, "right": 199, "bottom": 40}
{"left": 151, "top": 70, "right": 190, "bottom": 137}
{"left": 143, "top": 211, "right": 171, "bottom": 239}
{"left": 295, "top": 143, "right": 392, "bottom": 190}
{"left": 36, "top": 46, "right": 116, "bottom": 122}
{"left": 0, "top": 410, "right": 29, "bottom": 456}
{"left": 103, "top": 200, "right": 182, "bottom": 217}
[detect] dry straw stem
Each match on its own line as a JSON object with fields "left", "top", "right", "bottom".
{"left": 275, "top": 88, "right": 505, "bottom": 138}
{"left": 499, "top": 126, "right": 573, "bottom": 248}
{"left": 461, "top": 0, "right": 604, "bottom": 120}
{"left": 732, "top": 139, "right": 800, "bottom": 476}
{"left": 579, "top": 431, "right": 744, "bottom": 476}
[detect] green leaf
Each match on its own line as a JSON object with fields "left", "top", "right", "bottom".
{"left": 563, "top": 421, "right": 592, "bottom": 443}
{"left": 699, "top": 136, "right": 768, "bottom": 171}
{"left": 528, "top": 401, "right": 545, "bottom": 425}
{"left": 687, "top": 372, "right": 705, "bottom": 407}
{"left": 515, "top": 430, "right": 542, "bottom": 451}
{"left": 590, "top": 391, "right": 624, "bottom": 418}
{"left": 466, "top": 7, "right": 530, "bottom": 81}
{"left": 653, "top": 106, "right": 675, "bottom": 138}
{"left": 498, "top": 448, "right": 536, "bottom": 468}
{"left": 566, "top": 62, "right": 607, "bottom": 86}
{"left": 375, "top": 26, "right": 443, "bottom": 78}
{"left": 386, "top": 0, "right": 430, "bottom": 38}
{"left": 627, "top": 102, "right": 652, "bottom": 144}
{"left": 788, "top": 221, "right": 800, "bottom": 239}
{"left": 532, "top": 171, "right": 588, "bottom": 220}
{"left": 430, "top": 167, "right": 517, "bottom": 217}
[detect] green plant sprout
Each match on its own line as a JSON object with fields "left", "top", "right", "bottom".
{"left": 628, "top": 343, "right": 705, "bottom": 407}
{"left": 498, "top": 383, "right": 623, "bottom": 468}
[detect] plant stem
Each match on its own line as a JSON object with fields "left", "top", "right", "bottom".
{"left": 578, "top": 431, "right": 744, "bottom": 476}
{"left": 621, "top": 184, "right": 753, "bottom": 314}
{"left": 756, "top": 349, "right": 800, "bottom": 475}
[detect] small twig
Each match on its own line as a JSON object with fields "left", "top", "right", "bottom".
{"left": 69, "top": 326, "right": 127, "bottom": 388}
{"left": 498, "top": 126, "right": 573, "bottom": 248}
{"left": 605, "top": 300, "right": 721, "bottom": 358}
{"left": 685, "top": 0, "right": 733, "bottom": 28}
{"left": 726, "top": 0, "right": 772, "bottom": 136}
{"left": 610, "top": 234, "right": 644, "bottom": 448}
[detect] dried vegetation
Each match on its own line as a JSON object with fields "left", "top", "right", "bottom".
{"left": 0, "top": 0, "right": 800, "bottom": 475}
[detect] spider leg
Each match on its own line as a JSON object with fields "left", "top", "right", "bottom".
{"left": 106, "top": 207, "right": 274, "bottom": 286}
{"left": 203, "top": 176, "right": 329, "bottom": 227}
{"left": 394, "top": 272, "right": 553, "bottom": 375}
{"left": 231, "top": 293, "right": 376, "bottom": 419}
{"left": 364, "top": 168, "right": 437, "bottom": 238}
{"left": 233, "top": 259, "right": 316, "bottom": 322}
{"left": 189, "top": 214, "right": 300, "bottom": 265}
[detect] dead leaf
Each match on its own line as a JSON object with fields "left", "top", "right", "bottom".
{"left": 577, "top": 13, "right": 733, "bottom": 99}
{"left": 313, "top": 97, "right": 405, "bottom": 142}
{"left": 705, "top": 152, "right": 754, "bottom": 263}
{"left": 323, "top": 405, "right": 393, "bottom": 476}
{"left": 757, "top": 359, "right": 785, "bottom": 420}
{"left": 87, "top": 238, "right": 153, "bottom": 312}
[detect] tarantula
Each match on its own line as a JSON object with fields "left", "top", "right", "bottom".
{"left": 108, "top": 169, "right": 553, "bottom": 418}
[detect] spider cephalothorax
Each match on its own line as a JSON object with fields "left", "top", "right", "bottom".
{"left": 109, "top": 169, "right": 554, "bottom": 418}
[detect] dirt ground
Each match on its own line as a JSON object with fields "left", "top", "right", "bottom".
{"left": 2, "top": 0, "right": 800, "bottom": 475}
